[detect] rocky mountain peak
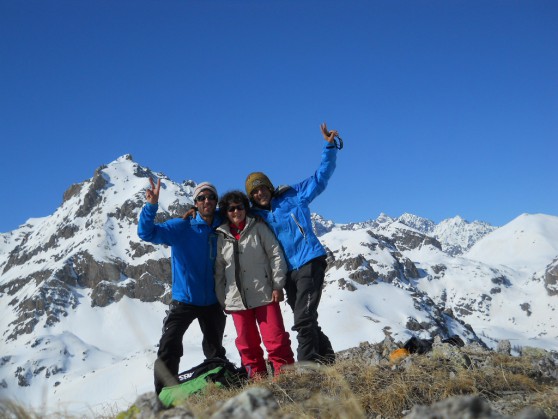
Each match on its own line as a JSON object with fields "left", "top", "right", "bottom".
{"left": 311, "top": 213, "right": 335, "bottom": 236}
{"left": 397, "top": 213, "right": 435, "bottom": 234}
{"left": 375, "top": 212, "right": 395, "bottom": 224}
{"left": 432, "top": 216, "right": 496, "bottom": 256}
{"left": 0, "top": 156, "right": 198, "bottom": 342}
{"left": 119, "top": 153, "right": 134, "bottom": 161}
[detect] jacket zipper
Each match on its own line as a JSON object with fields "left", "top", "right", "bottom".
{"left": 291, "top": 213, "right": 306, "bottom": 239}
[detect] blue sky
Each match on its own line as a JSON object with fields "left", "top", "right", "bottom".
{"left": 1, "top": 0, "right": 556, "bottom": 233}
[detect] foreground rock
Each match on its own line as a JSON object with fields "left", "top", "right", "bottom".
{"left": 404, "top": 395, "right": 548, "bottom": 419}
{"left": 118, "top": 388, "right": 278, "bottom": 419}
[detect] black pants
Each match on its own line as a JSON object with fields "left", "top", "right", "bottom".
{"left": 285, "top": 256, "right": 335, "bottom": 364}
{"left": 154, "top": 301, "right": 227, "bottom": 394}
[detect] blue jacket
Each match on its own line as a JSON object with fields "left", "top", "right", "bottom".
{"left": 251, "top": 144, "right": 338, "bottom": 270}
{"left": 137, "top": 203, "right": 221, "bottom": 306}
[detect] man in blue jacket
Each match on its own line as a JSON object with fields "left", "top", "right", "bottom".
{"left": 138, "top": 179, "right": 226, "bottom": 395}
{"left": 245, "top": 122, "right": 341, "bottom": 364}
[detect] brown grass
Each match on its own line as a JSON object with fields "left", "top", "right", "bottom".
{"left": 4, "top": 349, "right": 557, "bottom": 418}
{"left": 182, "top": 350, "right": 557, "bottom": 418}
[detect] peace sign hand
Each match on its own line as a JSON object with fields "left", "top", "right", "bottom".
{"left": 146, "top": 177, "right": 161, "bottom": 204}
{"left": 320, "top": 122, "right": 339, "bottom": 144}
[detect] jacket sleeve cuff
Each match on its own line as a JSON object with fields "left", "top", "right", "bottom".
{"left": 324, "top": 142, "right": 339, "bottom": 152}
{"left": 143, "top": 202, "right": 159, "bottom": 215}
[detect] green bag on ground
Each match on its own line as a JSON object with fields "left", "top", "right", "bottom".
{"left": 159, "top": 358, "right": 247, "bottom": 408}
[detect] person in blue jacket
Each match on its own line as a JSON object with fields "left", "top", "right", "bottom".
{"left": 245, "top": 122, "right": 341, "bottom": 364}
{"left": 138, "top": 179, "right": 227, "bottom": 395}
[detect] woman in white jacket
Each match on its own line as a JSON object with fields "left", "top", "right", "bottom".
{"left": 215, "top": 190, "right": 294, "bottom": 378}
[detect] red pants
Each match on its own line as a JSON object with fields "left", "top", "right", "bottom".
{"left": 231, "top": 302, "right": 294, "bottom": 378}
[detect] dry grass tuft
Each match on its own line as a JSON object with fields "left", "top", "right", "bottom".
{"left": 176, "top": 383, "right": 246, "bottom": 417}
{"left": 181, "top": 350, "right": 557, "bottom": 419}
{"left": 0, "top": 400, "right": 36, "bottom": 419}
{"left": 0, "top": 399, "right": 81, "bottom": 419}
{"left": 3, "top": 348, "right": 557, "bottom": 418}
{"left": 268, "top": 363, "right": 365, "bottom": 418}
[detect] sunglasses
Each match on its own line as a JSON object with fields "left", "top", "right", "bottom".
{"left": 227, "top": 204, "right": 245, "bottom": 213}
{"left": 195, "top": 194, "right": 217, "bottom": 202}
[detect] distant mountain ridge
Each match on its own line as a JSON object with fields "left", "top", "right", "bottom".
{"left": 1, "top": 155, "right": 556, "bottom": 415}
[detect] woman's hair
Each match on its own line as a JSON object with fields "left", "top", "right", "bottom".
{"left": 218, "top": 190, "right": 250, "bottom": 214}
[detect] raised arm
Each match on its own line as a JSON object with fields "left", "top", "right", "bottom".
{"left": 291, "top": 122, "right": 340, "bottom": 204}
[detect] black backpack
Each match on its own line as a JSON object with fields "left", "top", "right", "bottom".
{"left": 159, "top": 358, "right": 247, "bottom": 408}
{"left": 403, "top": 334, "right": 465, "bottom": 355}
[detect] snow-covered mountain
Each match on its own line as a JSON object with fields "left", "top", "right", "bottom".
{"left": 1, "top": 155, "right": 557, "bottom": 416}
{"left": 397, "top": 213, "right": 497, "bottom": 256}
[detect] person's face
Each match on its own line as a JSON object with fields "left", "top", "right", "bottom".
{"left": 226, "top": 202, "right": 246, "bottom": 226}
{"left": 251, "top": 185, "right": 272, "bottom": 207}
{"left": 194, "top": 190, "right": 218, "bottom": 218}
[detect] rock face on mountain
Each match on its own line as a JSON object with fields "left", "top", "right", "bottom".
{"left": 544, "top": 257, "right": 558, "bottom": 296}
{"left": 0, "top": 155, "right": 556, "bottom": 415}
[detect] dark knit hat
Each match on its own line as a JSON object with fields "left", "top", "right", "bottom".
{"left": 245, "top": 172, "right": 274, "bottom": 196}
{"left": 193, "top": 182, "right": 218, "bottom": 201}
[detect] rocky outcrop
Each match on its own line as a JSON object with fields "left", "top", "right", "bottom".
{"left": 62, "top": 182, "right": 83, "bottom": 203}
{"left": 6, "top": 279, "right": 79, "bottom": 341}
{"left": 4, "top": 248, "right": 172, "bottom": 336}
{"left": 401, "top": 256, "right": 420, "bottom": 278}
{"left": 122, "top": 387, "right": 280, "bottom": 419}
{"left": 212, "top": 387, "right": 279, "bottom": 418}
{"left": 75, "top": 168, "right": 107, "bottom": 218}
{"left": 108, "top": 198, "right": 143, "bottom": 222}
{"left": 2, "top": 238, "right": 43, "bottom": 274}
{"left": 338, "top": 278, "right": 357, "bottom": 291}
{"left": 124, "top": 259, "right": 171, "bottom": 287}
{"left": 543, "top": 257, "right": 558, "bottom": 296}
{"left": 90, "top": 273, "right": 170, "bottom": 307}
{"left": 404, "top": 395, "right": 547, "bottom": 419}
{"left": 311, "top": 214, "right": 335, "bottom": 236}
{"left": 347, "top": 255, "right": 379, "bottom": 285}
